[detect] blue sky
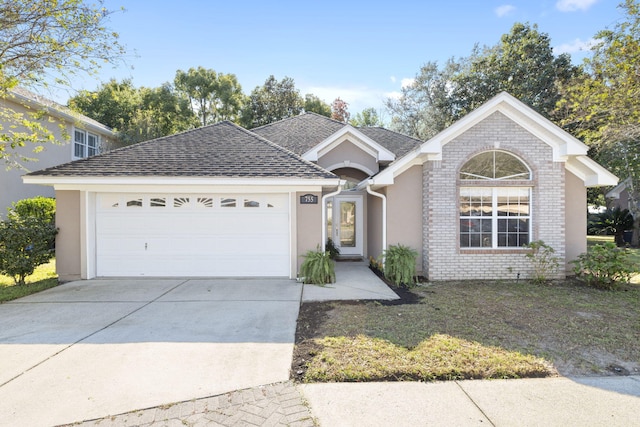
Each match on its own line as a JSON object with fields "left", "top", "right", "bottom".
{"left": 69, "top": 0, "right": 626, "bottom": 115}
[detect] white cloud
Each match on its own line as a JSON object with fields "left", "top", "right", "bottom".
{"left": 554, "top": 37, "right": 597, "bottom": 54}
{"left": 495, "top": 5, "right": 516, "bottom": 17}
{"left": 385, "top": 91, "right": 403, "bottom": 100}
{"left": 400, "top": 78, "right": 415, "bottom": 89}
{"left": 390, "top": 76, "right": 397, "bottom": 83}
{"left": 556, "top": 0, "right": 598, "bottom": 12}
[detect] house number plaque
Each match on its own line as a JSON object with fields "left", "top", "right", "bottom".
{"left": 300, "top": 194, "right": 318, "bottom": 204}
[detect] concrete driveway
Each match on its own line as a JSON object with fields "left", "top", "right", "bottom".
{"left": 0, "top": 278, "right": 302, "bottom": 426}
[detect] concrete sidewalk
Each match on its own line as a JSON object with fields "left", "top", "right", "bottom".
{"left": 74, "top": 376, "right": 640, "bottom": 426}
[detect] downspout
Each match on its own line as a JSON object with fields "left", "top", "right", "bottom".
{"left": 366, "top": 182, "right": 387, "bottom": 260}
{"left": 321, "top": 181, "right": 345, "bottom": 249}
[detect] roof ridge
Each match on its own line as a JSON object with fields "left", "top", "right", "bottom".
{"left": 251, "top": 112, "right": 345, "bottom": 131}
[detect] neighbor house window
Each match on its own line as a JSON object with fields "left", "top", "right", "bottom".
{"left": 74, "top": 129, "right": 99, "bottom": 158}
{"left": 459, "top": 151, "right": 532, "bottom": 249}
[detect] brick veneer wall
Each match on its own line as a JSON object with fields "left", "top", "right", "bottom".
{"left": 423, "top": 111, "right": 566, "bottom": 280}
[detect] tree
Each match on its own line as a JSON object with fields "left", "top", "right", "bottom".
{"left": 330, "top": 97, "right": 350, "bottom": 123}
{"left": 0, "top": 216, "right": 57, "bottom": 286}
{"left": 453, "top": 23, "right": 577, "bottom": 118}
{"left": 386, "top": 23, "right": 577, "bottom": 139}
{"left": 0, "top": 0, "right": 125, "bottom": 167}
{"left": 174, "top": 67, "right": 245, "bottom": 126}
{"left": 303, "top": 94, "right": 331, "bottom": 116}
{"left": 241, "top": 75, "right": 304, "bottom": 128}
{"left": 68, "top": 79, "right": 141, "bottom": 131}
{"left": 69, "top": 79, "right": 198, "bottom": 144}
{"left": 556, "top": 0, "right": 640, "bottom": 244}
{"left": 350, "top": 107, "right": 383, "bottom": 127}
{"left": 385, "top": 60, "right": 460, "bottom": 139}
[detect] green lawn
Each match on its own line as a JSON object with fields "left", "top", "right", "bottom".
{"left": 0, "top": 259, "right": 58, "bottom": 303}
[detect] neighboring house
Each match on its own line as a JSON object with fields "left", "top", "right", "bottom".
{"left": 24, "top": 92, "right": 617, "bottom": 282}
{"left": 0, "top": 87, "right": 118, "bottom": 214}
{"left": 607, "top": 177, "right": 637, "bottom": 211}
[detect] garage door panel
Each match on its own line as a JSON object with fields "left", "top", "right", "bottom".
{"left": 96, "top": 193, "right": 291, "bottom": 277}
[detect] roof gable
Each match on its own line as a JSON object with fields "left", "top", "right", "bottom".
{"left": 26, "top": 121, "right": 337, "bottom": 180}
{"left": 369, "top": 92, "right": 617, "bottom": 188}
{"left": 303, "top": 125, "right": 396, "bottom": 163}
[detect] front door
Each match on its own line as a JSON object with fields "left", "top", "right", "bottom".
{"left": 327, "top": 195, "right": 363, "bottom": 256}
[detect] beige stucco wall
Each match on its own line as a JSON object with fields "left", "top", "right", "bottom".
{"left": 296, "top": 192, "right": 323, "bottom": 274}
{"left": 0, "top": 97, "right": 116, "bottom": 214}
{"left": 317, "top": 140, "right": 379, "bottom": 176}
{"left": 565, "top": 169, "right": 587, "bottom": 272}
{"left": 423, "top": 111, "right": 566, "bottom": 280}
{"left": 386, "top": 165, "right": 424, "bottom": 274}
{"left": 55, "top": 190, "right": 82, "bottom": 282}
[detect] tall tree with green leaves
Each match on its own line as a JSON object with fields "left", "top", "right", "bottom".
{"left": 174, "top": 67, "right": 245, "bottom": 126}
{"left": 350, "top": 108, "right": 383, "bottom": 127}
{"left": 303, "top": 94, "right": 331, "bottom": 116}
{"left": 0, "top": 0, "right": 126, "bottom": 168}
{"left": 556, "top": 0, "right": 640, "bottom": 243}
{"left": 69, "top": 79, "right": 198, "bottom": 144}
{"left": 241, "top": 75, "right": 304, "bottom": 128}
{"left": 386, "top": 23, "right": 577, "bottom": 140}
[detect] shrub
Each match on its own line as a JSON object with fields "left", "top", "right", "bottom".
{"left": 325, "top": 238, "right": 340, "bottom": 260}
{"left": 300, "top": 247, "right": 335, "bottom": 285}
{"left": 525, "top": 240, "right": 560, "bottom": 284}
{"left": 383, "top": 244, "right": 418, "bottom": 287}
{"left": 0, "top": 216, "right": 58, "bottom": 286}
{"left": 8, "top": 196, "right": 56, "bottom": 224}
{"left": 572, "top": 242, "right": 635, "bottom": 290}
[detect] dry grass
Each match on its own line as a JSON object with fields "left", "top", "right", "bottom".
{"left": 295, "top": 277, "right": 640, "bottom": 381}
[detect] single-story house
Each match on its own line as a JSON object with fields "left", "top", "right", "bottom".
{"left": 24, "top": 92, "right": 617, "bottom": 282}
{"left": 1, "top": 87, "right": 118, "bottom": 214}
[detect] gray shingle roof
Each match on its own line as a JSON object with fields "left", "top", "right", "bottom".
{"left": 357, "top": 127, "right": 422, "bottom": 158}
{"left": 27, "top": 121, "right": 337, "bottom": 179}
{"left": 252, "top": 113, "right": 345, "bottom": 155}
{"left": 252, "top": 113, "right": 422, "bottom": 158}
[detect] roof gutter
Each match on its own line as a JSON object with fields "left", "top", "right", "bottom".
{"left": 366, "top": 182, "right": 387, "bottom": 260}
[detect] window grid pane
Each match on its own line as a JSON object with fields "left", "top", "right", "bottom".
{"left": 460, "top": 187, "right": 531, "bottom": 248}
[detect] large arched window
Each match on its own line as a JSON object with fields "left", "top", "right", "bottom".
{"left": 459, "top": 151, "right": 532, "bottom": 249}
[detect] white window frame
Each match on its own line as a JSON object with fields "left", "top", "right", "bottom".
{"left": 459, "top": 150, "right": 533, "bottom": 250}
{"left": 459, "top": 187, "right": 532, "bottom": 249}
{"left": 73, "top": 128, "right": 100, "bottom": 159}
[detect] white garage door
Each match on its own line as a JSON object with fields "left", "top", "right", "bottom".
{"left": 95, "top": 193, "right": 290, "bottom": 277}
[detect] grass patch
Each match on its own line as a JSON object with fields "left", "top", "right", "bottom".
{"left": 303, "top": 334, "right": 555, "bottom": 382}
{"left": 294, "top": 279, "right": 640, "bottom": 382}
{"left": 0, "top": 259, "right": 58, "bottom": 302}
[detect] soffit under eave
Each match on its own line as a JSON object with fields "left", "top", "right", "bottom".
{"left": 565, "top": 156, "right": 618, "bottom": 188}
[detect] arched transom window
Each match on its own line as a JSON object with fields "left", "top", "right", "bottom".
{"left": 459, "top": 151, "right": 532, "bottom": 249}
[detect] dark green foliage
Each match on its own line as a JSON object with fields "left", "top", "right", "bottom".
{"left": 525, "top": 240, "right": 560, "bottom": 284}
{"left": 588, "top": 207, "right": 634, "bottom": 246}
{"left": 8, "top": 196, "right": 55, "bottom": 224}
{"left": 383, "top": 244, "right": 418, "bottom": 287}
{"left": 0, "top": 216, "right": 58, "bottom": 285}
{"left": 325, "top": 238, "right": 340, "bottom": 260}
{"left": 300, "top": 247, "right": 335, "bottom": 285}
{"left": 572, "top": 242, "right": 635, "bottom": 289}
